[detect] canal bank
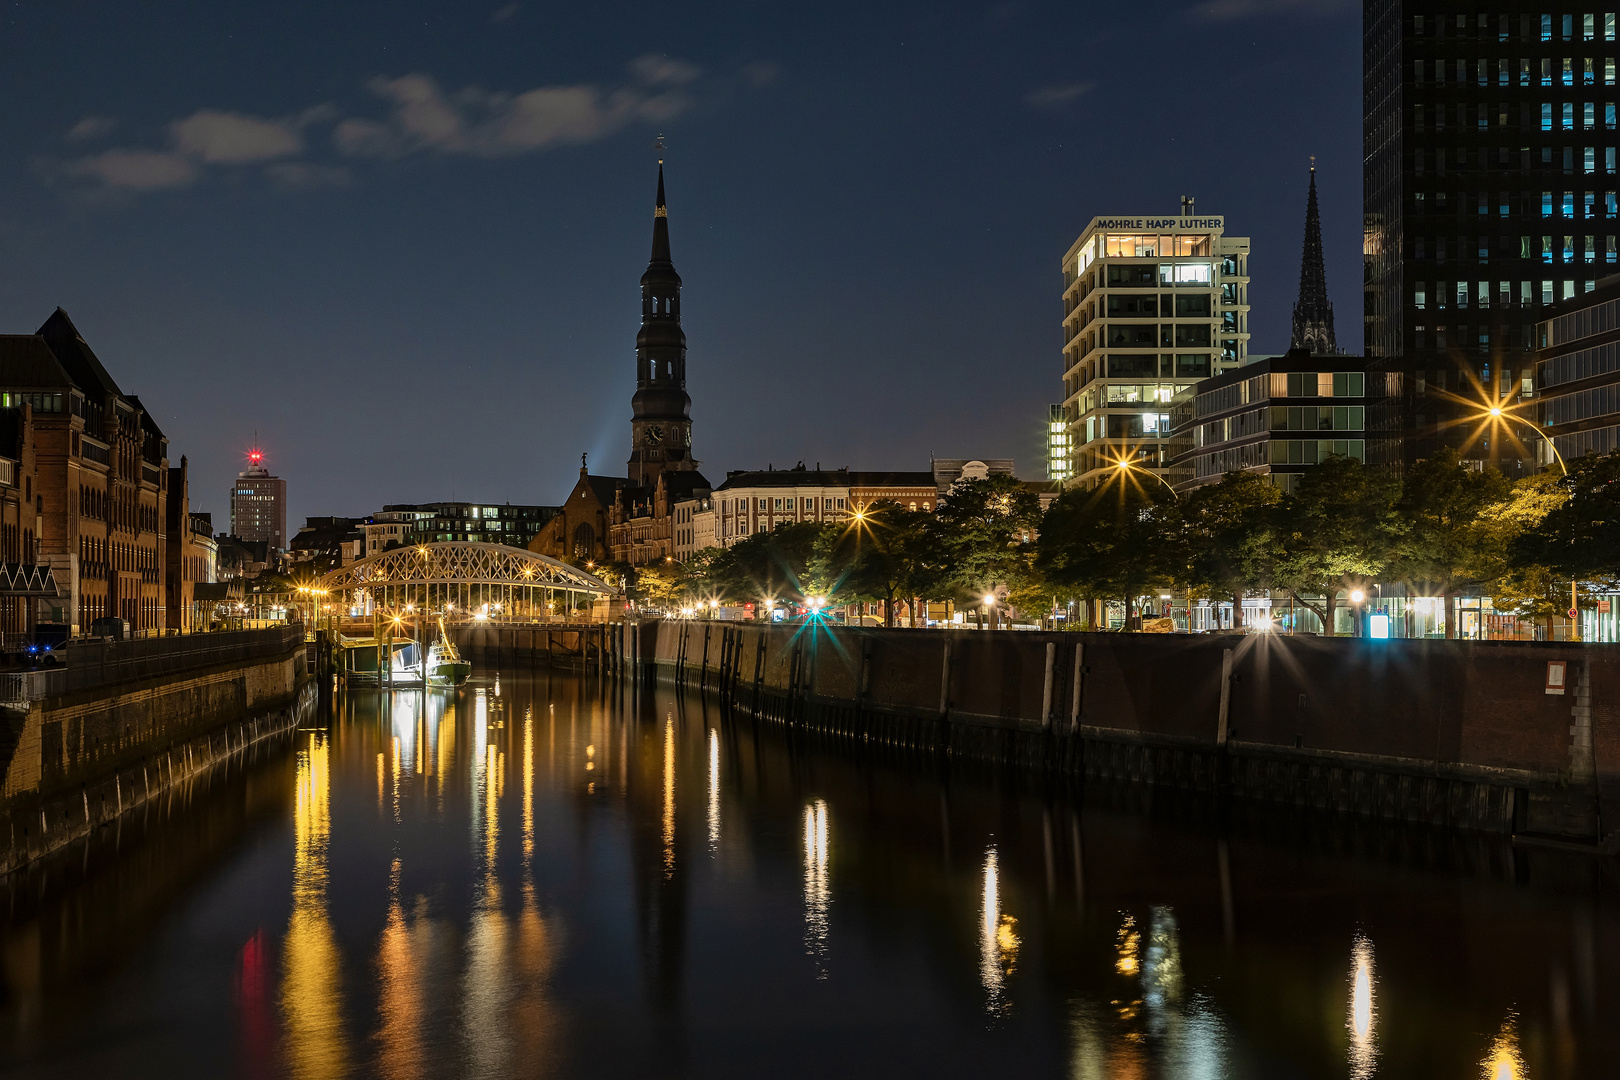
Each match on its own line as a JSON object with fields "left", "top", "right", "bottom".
{"left": 0, "top": 626, "right": 315, "bottom": 874}
{"left": 459, "top": 622, "right": 1620, "bottom": 847}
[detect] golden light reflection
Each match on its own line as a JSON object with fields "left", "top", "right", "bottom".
{"left": 1115, "top": 914, "right": 1141, "bottom": 977}
{"left": 707, "top": 727, "right": 720, "bottom": 852}
{"left": 1348, "top": 934, "right": 1377, "bottom": 1080}
{"left": 979, "top": 846, "right": 1018, "bottom": 1014}
{"left": 661, "top": 716, "right": 676, "bottom": 879}
{"left": 1481, "top": 1014, "right": 1527, "bottom": 1080}
{"left": 803, "top": 799, "right": 830, "bottom": 977}
{"left": 523, "top": 705, "right": 534, "bottom": 859}
{"left": 281, "top": 730, "right": 348, "bottom": 1078}
{"left": 373, "top": 858, "right": 424, "bottom": 1080}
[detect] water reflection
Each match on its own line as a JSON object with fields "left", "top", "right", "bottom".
{"left": 803, "top": 798, "right": 830, "bottom": 977}
{"left": 1348, "top": 934, "right": 1377, "bottom": 1079}
{"left": 1482, "top": 1013, "right": 1527, "bottom": 1079}
{"left": 707, "top": 727, "right": 720, "bottom": 853}
{"left": 662, "top": 715, "right": 676, "bottom": 879}
{"left": 4, "top": 675, "right": 1615, "bottom": 1078}
{"left": 281, "top": 730, "right": 347, "bottom": 1078}
{"left": 979, "top": 846, "right": 1019, "bottom": 1015}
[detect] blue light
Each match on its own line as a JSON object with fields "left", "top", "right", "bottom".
{"left": 1369, "top": 613, "right": 1391, "bottom": 640}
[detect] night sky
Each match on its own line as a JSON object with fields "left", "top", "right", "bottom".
{"left": 0, "top": 0, "right": 1360, "bottom": 530}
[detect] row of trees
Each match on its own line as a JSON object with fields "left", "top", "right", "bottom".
{"left": 608, "top": 449, "right": 1620, "bottom": 637}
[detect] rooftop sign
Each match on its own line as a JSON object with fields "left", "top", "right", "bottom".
{"left": 1089, "top": 216, "right": 1225, "bottom": 231}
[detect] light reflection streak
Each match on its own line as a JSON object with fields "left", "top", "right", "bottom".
{"left": 803, "top": 799, "right": 830, "bottom": 977}
{"left": 1116, "top": 913, "right": 1141, "bottom": 977}
{"left": 661, "top": 716, "right": 676, "bottom": 879}
{"left": 1481, "top": 1014, "right": 1526, "bottom": 1080}
{"left": 523, "top": 705, "right": 534, "bottom": 858}
{"left": 461, "top": 687, "right": 513, "bottom": 1077}
{"left": 979, "top": 846, "right": 1019, "bottom": 1014}
{"left": 707, "top": 728, "right": 720, "bottom": 852}
{"left": 280, "top": 730, "right": 348, "bottom": 1078}
{"left": 1348, "top": 934, "right": 1377, "bottom": 1079}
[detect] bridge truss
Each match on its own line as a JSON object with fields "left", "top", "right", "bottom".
{"left": 319, "top": 541, "right": 614, "bottom": 622}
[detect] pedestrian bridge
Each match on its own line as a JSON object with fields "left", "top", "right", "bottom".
{"left": 319, "top": 541, "right": 614, "bottom": 622}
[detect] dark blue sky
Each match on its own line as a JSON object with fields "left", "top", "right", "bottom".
{"left": 0, "top": 0, "right": 1360, "bottom": 529}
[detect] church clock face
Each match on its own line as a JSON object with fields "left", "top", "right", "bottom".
{"left": 645, "top": 425, "right": 665, "bottom": 446}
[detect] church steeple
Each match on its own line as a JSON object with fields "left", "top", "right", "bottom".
{"left": 1290, "top": 161, "right": 1338, "bottom": 355}
{"left": 628, "top": 153, "right": 694, "bottom": 487}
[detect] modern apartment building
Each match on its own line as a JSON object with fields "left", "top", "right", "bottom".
{"left": 230, "top": 450, "right": 286, "bottom": 550}
{"left": 1168, "top": 349, "right": 1370, "bottom": 493}
{"left": 1364, "top": 4, "right": 1620, "bottom": 473}
{"left": 1060, "top": 213, "right": 1251, "bottom": 488}
{"left": 1045, "top": 405, "right": 1072, "bottom": 483}
{"left": 1536, "top": 273, "right": 1620, "bottom": 461}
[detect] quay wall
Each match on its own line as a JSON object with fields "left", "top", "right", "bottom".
{"left": 0, "top": 629, "right": 315, "bottom": 874}
{"left": 459, "top": 622, "right": 1620, "bottom": 844}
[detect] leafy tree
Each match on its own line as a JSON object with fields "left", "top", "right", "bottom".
{"left": 1388, "top": 447, "right": 1511, "bottom": 638}
{"left": 810, "top": 502, "right": 935, "bottom": 627}
{"left": 708, "top": 521, "right": 829, "bottom": 610}
{"left": 1516, "top": 449, "right": 1620, "bottom": 592}
{"left": 1036, "top": 477, "right": 1176, "bottom": 627}
{"left": 1272, "top": 455, "right": 1403, "bottom": 636}
{"left": 632, "top": 561, "right": 687, "bottom": 608}
{"left": 1177, "top": 471, "right": 1283, "bottom": 616}
{"left": 931, "top": 475, "right": 1043, "bottom": 629}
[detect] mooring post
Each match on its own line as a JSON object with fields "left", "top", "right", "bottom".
{"left": 1041, "top": 640, "right": 1056, "bottom": 731}
{"left": 1070, "top": 641, "right": 1085, "bottom": 734}
{"left": 938, "top": 636, "right": 953, "bottom": 720}
{"left": 1216, "top": 647, "right": 1234, "bottom": 747}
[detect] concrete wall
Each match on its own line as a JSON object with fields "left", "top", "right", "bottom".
{"left": 0, "top": 639, "right": 314, "bottom": 873}
{"left": 635, "top": 622, "right": 1617, "bottom": 844}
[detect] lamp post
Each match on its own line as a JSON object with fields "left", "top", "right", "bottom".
{"left": 1481, "top": 404, "right": 1578, "bottom": 637}
{"left": 1109, "top": 455, "right": 1181, "bottom": 499}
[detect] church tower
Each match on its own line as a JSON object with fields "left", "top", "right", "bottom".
{"left": 1290, "top": 162, "right": 1338, "bottom": 355}
{"left": 628, "top": 159, "right": 694, "bottom": 488}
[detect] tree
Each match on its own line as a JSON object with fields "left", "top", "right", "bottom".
{"left": 708, "top": 521, "right": 829, "bottom": 610}
{"left": 1388, "top": 447, "right": 1511, "bottom": 638}
{"left": 632, "top": 561, "right": 687, "bottom": 608}
{"left": 1178, "top": 471, "right": 1283, "bottom": 618}
{"left": 931, "top": 475, "right": 1043, "bottom": 629}
{"left": 1036, "top": 477, "right": 1176, "bottom": 628}
{"left": 1272, "top": 455, "right": 1402, "bottom": 636}
{"left": 810, "top": 502, "right": 935, "bottom": 627}
{"left": 1516, "top": 449, "right": 1620, "bottom": 592}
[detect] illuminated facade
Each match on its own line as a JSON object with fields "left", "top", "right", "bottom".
{"left": 1059, "top": 214, "right": 1251, "bottom": 488}
{"left": 1045, "top": 404, "right": 1071, "bottom": 482}
{"left": 230, "top": 449, "right": 286, "bottom": 550}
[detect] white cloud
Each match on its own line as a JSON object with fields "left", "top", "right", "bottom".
{"left": 1025, "top": 82, "right": 1091, "bottom": 108}
{"left": 65, "top": 116, "right": 117, "bottom": 142}
{"left": 171, "top": 110, "right": 302, "bottom": 163}
{"left": 264, "top": 162, "right": 351, "bottom": 188}
{"left": 630, "top": 54, "right": 701, "bottom": 86}
{"left": 336, "top": 65, "right": 699, "bottom": 159}
{"left": 70, "top": 149, "right": 196, "bottom": 190}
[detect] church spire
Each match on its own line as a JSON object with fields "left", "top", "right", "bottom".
{"left": 1290, "top": 160, "right": 1338, "bottom": 355}
{"left": 650, "top": 159, "right": 671, "bottom": 265}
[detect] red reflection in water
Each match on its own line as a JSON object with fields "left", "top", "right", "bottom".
{"left": 235, "top": 928, "right": 279, "bottom": 1080}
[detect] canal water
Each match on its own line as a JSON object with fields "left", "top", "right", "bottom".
{"left": 0, "top": 674, "right": 1615, "bottom": 1079}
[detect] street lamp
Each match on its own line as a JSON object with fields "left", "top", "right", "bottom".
{"left": 1108, "top": 454, "right": 1180, "bottom": 499}
{"left": 1480, "top": 403, "right": 1568, "bottom": 475}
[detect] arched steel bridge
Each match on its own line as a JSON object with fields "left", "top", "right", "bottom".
{"left": 319, "top": 541, "right": 613, "bottom": 622}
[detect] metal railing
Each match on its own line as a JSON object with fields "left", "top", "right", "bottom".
{"left": 0, "top": 624, "right": 304, "bottom": 707}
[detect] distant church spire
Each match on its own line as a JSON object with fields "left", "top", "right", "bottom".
{"left": 1290, "top": 160, "right": 1338, "bottom": 354}
{"left": 628, "top": 145, "right": 694, "bottom": 487}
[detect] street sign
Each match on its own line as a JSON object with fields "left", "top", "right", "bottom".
{"left": 1568, "top": 607, "right": 1578, "bottom": 618}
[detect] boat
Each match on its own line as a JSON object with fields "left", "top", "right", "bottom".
{"left": 389, "top": 615, "right": 472, "bottom": 688}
